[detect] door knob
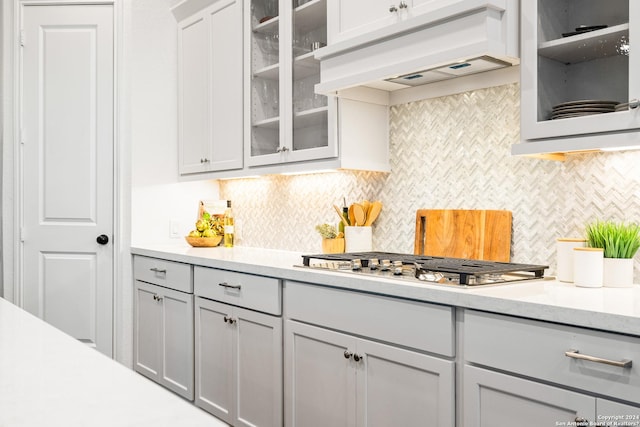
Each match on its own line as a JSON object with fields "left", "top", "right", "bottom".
{"left": 96, "top": 234, "right": 109, "bottom": 245}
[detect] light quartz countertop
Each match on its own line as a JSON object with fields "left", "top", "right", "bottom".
{"left": 0, "top": 297, "right": 226, "bottom": 427}
{"left": 132, "top": 243, "right": 640, "bottom": 337}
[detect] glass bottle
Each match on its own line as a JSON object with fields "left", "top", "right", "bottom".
{"left": 223, "top": 200, "right": 234, "bottom": 247}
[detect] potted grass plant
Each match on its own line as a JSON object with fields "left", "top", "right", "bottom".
{"left": 315, "top": 223, "right": 345, "bottom": 254}
{"left": 586, "top": 220, "right": 640, "bottom": 288}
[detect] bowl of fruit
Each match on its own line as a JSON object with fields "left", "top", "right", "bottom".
{"left": 185, "top": 212, "right": 224, "bottom": 247}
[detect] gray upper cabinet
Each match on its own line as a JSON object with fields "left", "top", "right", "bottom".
{"left": 515, "top": 0, "right": 640, "bottom": 159}
{"left": 174, "top": 0, "right": 244, "bottom": 174}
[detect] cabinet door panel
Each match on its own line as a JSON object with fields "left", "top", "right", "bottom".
{"left": 161, "top": 287, "right": 194, "bottom": 400}
{"left": 285, "top": 320, "right": 356, "bottom": 427}
{"left": 209, "top": 0, "right": 243, "bottom": 171}
{"left": 195, "top": 297, "right": 234, "bottom": 422}
{"left": 178, "top": 14, "right": 210, "bottom": 174}
{"left": 597, "top": 398, "right": 640, "bottom": 422}
{"left": 235, "top": 306, "right": 282, "bottom": 427}
{"left": 464, "top": 365, "right": 595, "bottom": 427}
{"left": 328, "top": 0, "right": 397, "bottom": 43}
{"left": 357, "top": 339, "right": 454, "bottom": 427}
{"left": 134, "top": 281, "right": 162, "bottom": 380}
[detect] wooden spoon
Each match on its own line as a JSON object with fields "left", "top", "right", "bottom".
{"left": 353, "top": 203, "right": 366, "bottom": 226}
{"left": 364, "top": 201, "right": 382, "bottom": 226}
{"left": 348, "top": 204, "right": 356, "bottom": 226}
{"left": 361, "top": 200, "right": 371, "bottom": 220}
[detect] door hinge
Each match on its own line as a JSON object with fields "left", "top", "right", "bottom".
{"left": 20, "top": 30, "right": 25, "bottom": 47}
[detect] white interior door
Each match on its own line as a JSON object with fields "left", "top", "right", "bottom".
{"left": 21, "top": 3, "right": 114, "bottom": 356}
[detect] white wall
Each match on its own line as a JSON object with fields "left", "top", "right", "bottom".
{"left": 129, "top": 0, "right": 219, "bottom": 246}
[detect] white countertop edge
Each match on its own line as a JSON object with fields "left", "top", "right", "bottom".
{"left": 0, "top": 297, "right": 226, "bottom": 427}
{"left": 131, "top": 244, "right": 640, "bottom": 337}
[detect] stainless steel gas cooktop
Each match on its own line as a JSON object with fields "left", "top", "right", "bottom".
{"left": 300, "top": 252, "right": 549, "bottom": 287}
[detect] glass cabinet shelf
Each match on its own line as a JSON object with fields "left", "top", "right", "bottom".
{"left": 253, "top": 16, "right": 279, "bottom": 34}
{"left": 294, "top": 0, "right": 327, "bottom": 33}
{"left": 538, "top": 23, "right": 629, "bottom": 64}
{"left": 293, "top": 52, "right": 320, "bottom": 79}
{"left": 253, "top": 116, "right": 280, "bottom": 129}
{"left": 293, "top": 107, "right": 327, "bottom": 129}
{"left": 254, "top": 63, "right": 280, "bottom": 80}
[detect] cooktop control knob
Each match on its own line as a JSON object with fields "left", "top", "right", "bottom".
{"left": 380, "top": 259, "right": 391, "bottom": 271}
{"left": 352, "top": 259, "right": 362, "bottom": 271}
{"left": 369, "top": 258, "right": 379, "bottom": 270}
{"left": 393, "top": 260, "right": 404, "bottom": 275}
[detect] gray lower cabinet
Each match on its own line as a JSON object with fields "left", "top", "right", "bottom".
{"left": 192, "top": 263, "right": 283, "bottom": 427}
{"left": 463, "top": 309, "right": 640, "bottom": 426}
{"left": 134, "top": 280, "right": 194, "bottom": 400}
{"left": 284, "top": 281, "right": 455, "bottom": 427}
{"left": 285, "top": 320, "right": 454, "bottom": 427}
{"left": 464, "top": 364, "right": 595, "bottom": 425}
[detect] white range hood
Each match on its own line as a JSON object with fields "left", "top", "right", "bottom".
{"left": 315, "top": 0, "right": 520, "bottom": 94}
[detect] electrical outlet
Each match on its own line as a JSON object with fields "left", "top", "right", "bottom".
{"left": 169, "top": 220, "right": 180, "bottom": 238}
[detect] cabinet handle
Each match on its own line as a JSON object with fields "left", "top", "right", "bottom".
{"left": 276, "top": 146, "right": 289, "bottom": 153}
{"left": 353, "top": 354, "right": 362, "bottom": 362}
{"left": 630, "top": 99, "right": 640, "bottom": 109}
{"left": 343, "top": 351, "right": 352, "bottom": 359}
{"left": 218, "top": 282, "right": 242, "bottom": 290}
{"left": 153, "top": 294, "right": 163, "bottom": 302}
{"left": 398, "top": 1, "right": 407, "bottom": 8}
{"left": 224, "top": 316, "right": 236, "bottom": 324}
{"left": 389, "top": 4, "right": 398, "bottom": 12}
{"left": 150, "top": 267, "right": 167, "bottom": 274}
{"left": 200, "top": 158, "right": 210, "bottom": 163}
{"left": 565, "top": 349, "right": 632, "bottom": 368}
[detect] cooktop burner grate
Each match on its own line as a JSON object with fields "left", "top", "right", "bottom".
{"left": 301, "top": 251, "right": 548, "bottom": 286}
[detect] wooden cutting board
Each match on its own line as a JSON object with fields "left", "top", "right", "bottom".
{"left": 414, "top": 209, "right": 512, "bottom": 262}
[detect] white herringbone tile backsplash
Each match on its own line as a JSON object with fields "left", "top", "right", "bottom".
{"left": 220, "top": 83, "right": 640, "bottom": 276}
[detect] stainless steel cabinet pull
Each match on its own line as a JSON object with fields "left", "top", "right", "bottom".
{"left": 153, "top": 294, "right": 163, "bottom": 302}
{"left": 353, "top": 354, "right": 362, "bottom": 362}
{"left": 630, "top": 99, "right": 640, "bottom": 109}
{"left": 344, "top": 351, "right": 352, "bottom": 359}
{"left": 223, "top": 316, "right": 230, "bottom": 323}
{"left": 389, "top": 4, "right": 398, "bottom": 12}
{"left": 276, "top": 146, "right": 289, "bottom": 153}
{"left": 565, "top": 349, "right": 632, "bottom": 368}
{"left": 200, "top": 158, "right": 210, "bottom": 163}
{"left": 150, "top": 267, "right": 167, "bottom": 274}
{"left": 218, "top": 282, "right": 242, "bottom": 290}
{"left": 398, "top": 1, "right": 407, "bottom": 8}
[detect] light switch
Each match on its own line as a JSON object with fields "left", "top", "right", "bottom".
{"left": 170, "top": 220, "right": 180, "bottom": 238}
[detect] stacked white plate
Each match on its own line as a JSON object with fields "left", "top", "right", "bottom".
{"left": 549, "top": 100, "right": 619, "bottom": 120}
{"left": 615, "top": 102, "right": 629, "bottom": 112}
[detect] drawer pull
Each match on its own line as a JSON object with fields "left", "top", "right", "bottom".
{"left": 565, "top": 349, "right": 632, "bottom": 368}
{"left": 344, "top": 351, "right": 352, "bottom": 359}
{"left": 218, "top": 282, "right": 242, "bottom": 290}
{"left": 150, "top": 267, "right": 167, "bottom": 274}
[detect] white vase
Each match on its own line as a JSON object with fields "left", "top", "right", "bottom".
{"left": 573, "top": 247, "right": 603, "bottom": 288}
{"left": 602, "top": 258, "right": 635, "bottom": 288}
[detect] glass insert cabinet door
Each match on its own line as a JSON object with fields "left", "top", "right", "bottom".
{"left": 248, "top": 0, "right": 332, "bottom": 166}
{"left": 291, "top": 0, "right": 328, "bottom": 154}
{"left": 249, "top": 0, "right": 281, "bottom": 157}
{"left": 521, "top": 0, "right": 640, "bottom": 141}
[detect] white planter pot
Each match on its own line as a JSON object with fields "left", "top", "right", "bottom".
{"left": 603, "top": 258, "right": 634, "bottom": 288}
{"left": 573, "top": 247, "right": 603, "bottom": 288}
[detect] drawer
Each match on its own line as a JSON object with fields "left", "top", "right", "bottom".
{"left": 284, "top": 281, "right": 455, "bottom": 357}
{"left": 194, "top": 266, "right": 281, "bottom": 315}
{"left": 464, "top": 310, "right": 640, "bottom": 404}
{"left": 133, "top": 255, "right": 193, "bottom": 293}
